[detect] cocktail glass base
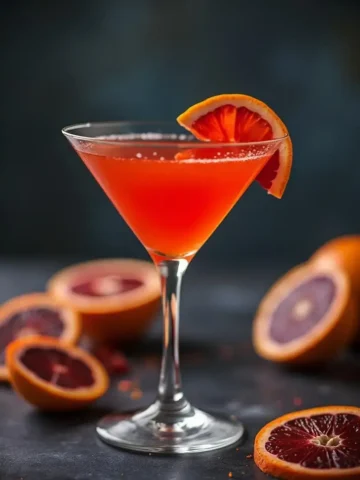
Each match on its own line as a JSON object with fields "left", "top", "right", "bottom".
{"left": 97, "top": 400, "right": 244, "bottom": 454}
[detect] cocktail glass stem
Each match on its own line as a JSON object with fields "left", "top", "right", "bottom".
{"left": 60, "top": 121, "right": 269, "bottom": 454}
{"left": 157, "top": 258, "right": 189, "bottom": 412}
{"left": 96, "top": 254, "right": 243, "bottom": 453}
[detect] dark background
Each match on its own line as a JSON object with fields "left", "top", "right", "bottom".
{"left": 1, "top": 0, "right": 360, "bottom": 268}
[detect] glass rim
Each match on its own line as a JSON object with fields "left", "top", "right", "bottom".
{"left": 62, "top": 121, "right": 288, "bottom": 148}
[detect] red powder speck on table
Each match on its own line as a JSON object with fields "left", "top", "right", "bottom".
{"left": 130, "top": 388, "right": 143, "bottom": 400}
{"left": 117, "top": 379, "right": 133, "bottom": 392}
{"left": 293, "top": 396, "right": 303, "bottom": 406}
{"left": 93, "top": 345, "right": 130, "bottom": 375}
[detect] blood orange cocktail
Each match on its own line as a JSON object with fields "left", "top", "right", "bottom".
{"left": 63, "top": 119, "right": 287, "bottom": 455}
{"left": 75, "top": 138, "right": 272, "bottom": 260}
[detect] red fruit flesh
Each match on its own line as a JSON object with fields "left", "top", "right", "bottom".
{"left": 269, "top": 275, "right": 337, "bottom": 344}
{"left": 256, "top": 150, "right": 280, "bottom": 190}
{"left": 20, "top": 347, "right": 95, "bottom": 388}
{"left": 192, "top": 105, "right": 273, "bottom": 142}
{"left": 266, "top": 413, "right": 360, "bottom": 469}
{"left": 71, "top": 275, "right": 143, "bottom": 297}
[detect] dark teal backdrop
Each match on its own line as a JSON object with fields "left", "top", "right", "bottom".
{"left": 1, "top": 0, "right": 359, "bottom": 267}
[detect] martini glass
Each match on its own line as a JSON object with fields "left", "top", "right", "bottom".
{"left": 62, "top": 122, "right": 286, "bottom": 454}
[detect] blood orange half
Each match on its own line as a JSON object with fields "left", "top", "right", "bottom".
{"left": 255, "top": 406, "right": 360, "bottom": 479}
{"left": 177, "top": 94, "right": 292, "bottom": 198}
{"left": 6, "top": 336, "right": 109, "bottom": 411}
{"left": 253, "top": 262, "right": 357, "bottom": 365}
{"left": 0, "top": 293, "right": 81, "bottom": 381}
{"left": 47, "top": 259, "right": 161, "bottom": 343}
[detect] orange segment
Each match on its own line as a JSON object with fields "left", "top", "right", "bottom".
{"left": 0, "top": 293, "right": 81, "bottom": 382}
{"left": 6, "top": 336, "right": 109, "bottom": 411}
{"left": 177, "top": 94, "right": 293, "bottom": 198}
{"left": 255, "top": 406, "right": 360, "bottom": 479}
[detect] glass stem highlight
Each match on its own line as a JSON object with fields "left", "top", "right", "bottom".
{"left": 157, "top": 258, "right": 188, "bottom": 412}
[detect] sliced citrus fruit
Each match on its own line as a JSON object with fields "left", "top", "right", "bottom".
{"left": 253, "top": 262, "right": 356, "bottom": 365}
{"left": 0, "top": 293, "right": 81, "bottom": 382}
{"left": 47, "top": 259, "right": 161, "bottom": 343}
{"left": 177, "top": 94, "right": 292, "bottom": 198}
{"left": 6, "top": 336, "right": 109, "bottom": 411}
{"left": 255, "top": 406, "right": 360, "bottom": 479}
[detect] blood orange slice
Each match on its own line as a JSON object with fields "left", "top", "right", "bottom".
{"left": 47, "top": 259, "right": 161, "bottom": 343}
{"left": 177, "top": 94, "right": 292, "bottom": 198}
{"left": 6, "top": 336, "right": 109, "bottom": 411}
{"left": 253, "top": 262, "right": 357, "bottom": 365}
{"left": 311, "top": 236, "right": 360, "bottom": 338}
{"left": 255, "top": 406, "right": 360, "bottom": 479}
{"left": 0, "top": 293, "right": 81, "bottom": 382}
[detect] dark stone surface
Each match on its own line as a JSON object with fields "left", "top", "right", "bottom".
{"left": 1, "top": 260, "right": 360, "bottom": 479}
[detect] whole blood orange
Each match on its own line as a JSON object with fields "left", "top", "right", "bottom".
{"left": 6, "top": 336, "right": 109, "bottom": 411}
{"left": 177, "top": 94, "right": 293, "bottom": 198}
{"left": 47, "top": 259, "right": 161, "bottom": 343}
{"left": 253, "top": 262, "right": 356, "bottom": 365}
{"left": 0, "top": 293, "right": 81, "bottom": 382}
{"left": 255, "top": 406, "right": 360, "bottom": 479}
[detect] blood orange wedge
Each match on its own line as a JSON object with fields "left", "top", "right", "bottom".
{"left": 6, "top": 336, "right": 109, "bottom": 411}
{"left": 254, "top": 406, "right": 360, "bottom": 479}
{"left": 47, "top": 259, "right": 161, "bottom": 343}
{"left": 177, "top": 94, "right": 293, "bottom": 198}
{"left": 253, "top": 262, "right": 357, "bottom": 365}
{"left": 0, "top": 293, "right": 81, "bottom": 382}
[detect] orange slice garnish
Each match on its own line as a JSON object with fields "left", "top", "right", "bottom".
{"left": 255, "top": 406, "right": 360, "bottom": 479}
{"left": 177, "top": 94, "right": 293, "bottom": 198}
{"left": 6, "top": 336, "right": 109, "bottom": 411}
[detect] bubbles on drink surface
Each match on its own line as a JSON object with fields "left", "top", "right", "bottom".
{"left": 96, "top": 133, "right": 194, "bottom": 141}
{"left": 90, "top": 133, "right": 275, "bottom": 163}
